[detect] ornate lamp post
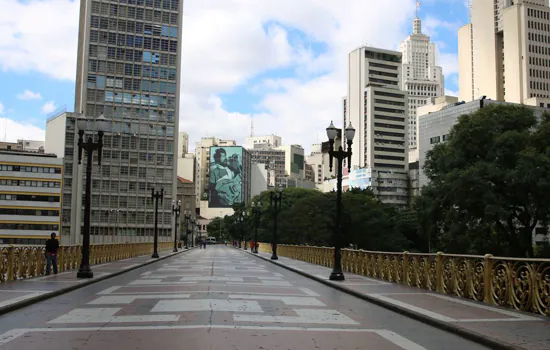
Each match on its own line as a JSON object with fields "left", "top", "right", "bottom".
{"left": 151, "top": 188, "right": 164, "bottom": 258}
{"left": 251, "top": 201, "right": 262, "bottom": 254}
{"left": 191, "top": 217, "right": 197, "bottom": 247}
{"left": 183, "top": 210, "right": 191, "bottom": 248}
{"left": 76, "top": 114, "right": 107, "bottom": 279}
{"left": 270, "top": 187, "right": 283, "bottom": 260}
{"left": 326, "top": 120, "right": 355, "bottom": 281}
{"left": 172, "top": 200, "right": 181, "bottom": 252}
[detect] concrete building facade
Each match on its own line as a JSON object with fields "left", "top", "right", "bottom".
{"left": 245, "top": 135, "right": 282, "bottom": 150}
{"left": 347, "top": 46, "right": 409, "bottom": 205}
{"left": 459, "top": 0, "right": 550, "bottom": 106}
{"left": 55, "top": 0, "right": 184, "bottom": 244}
{"left": 0, "top": 150, "right": 63, "bottom": 245}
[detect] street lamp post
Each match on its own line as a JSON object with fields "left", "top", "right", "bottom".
{"left": 237, "top": 212, "right": 247, "bottom": 249}
{"left": 326, "top": 120, "right": 355, "bottom": 281}
{"left": 270, "top": 187, "right": 283, "bottom": 260}
{"left": 183, "top": 210, "right": 191, "bottom": 248}
{"left": 76, "top": 115, "right": 107, "bottom": 279}
{"left": 151, "top": 188, "right": 164, "bottom": 258}
{"left": 191, "top": 217, "right": 196, "bottom": 247}
{"left": 251, "top": 201, "right": 262, "bottom": 254}
{"left": 172, "top": 200, "right": 181, "bottom": 252}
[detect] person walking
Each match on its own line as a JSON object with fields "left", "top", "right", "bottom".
{"left": 203, "top": 239, "right": 207, "bottom": 249}
{"left": 45, "top": 232, "right": 59, "bottom": 275}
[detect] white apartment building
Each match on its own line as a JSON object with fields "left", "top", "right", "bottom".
{"left": 178, "top": 132, "right": 189, "bottom": 155}
{"left": 347, "top": 46, "right": 409, "bottom": 205}
{"left": 177, "top": 132, "right": 195, "bottom": 182}
{"left": 399, "top": 15, "right": 444, "bottom": 156}
{"left": 0, "top": 150, "right": 63, "bottom": 245}
{"left": 459, "top": 0, "right": 550, "bottom": 106}
{"left": 245, "top": 135, "right": 282, "bottom": 150}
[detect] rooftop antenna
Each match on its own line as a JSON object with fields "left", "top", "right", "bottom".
{"left": 250, "top": 117, "right": 254, "bottom": 137}
{"left": 416, "top": 1, "right": 420, "bottom": 18}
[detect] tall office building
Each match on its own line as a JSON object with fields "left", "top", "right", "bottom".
{"left": 399, "top": 13, "right": 444, "bottom": 154}
{"left": 459, "top": 0, "right": 550, "bottom": 106}
{"left": 347, "top": 47, "right": 409, "bottom": 206}
{"left": 59, "top": 0, "right": 184, "bottom": 244}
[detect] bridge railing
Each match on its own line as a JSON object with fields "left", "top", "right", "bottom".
{"left": 0, "top": 242, "right": 176, "bottom": 283}
{"left": 257, "top": 243, "right": 550, "bottom": 316}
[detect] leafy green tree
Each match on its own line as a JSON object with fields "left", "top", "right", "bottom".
{"left": 420, "top": 104, "right": 550, "bottom": 257}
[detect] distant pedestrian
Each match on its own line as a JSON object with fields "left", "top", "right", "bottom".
{"left": 45, "top": 232, "right": 59, "bottom": 275}
{"left": 203, "top": 240, "right": 207, "bottom": 249}
{"left": 199, "top": 239, "right": 203, "bottom": 249}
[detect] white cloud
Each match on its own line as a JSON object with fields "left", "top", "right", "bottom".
{"left": 40, "top": 101, "right": 56, "bottom": 114}
{"left": 0, "top": 102, "right": 4, "bottom": 115}
{"left": 17, "top": 89, "right": 42, "bottom": 100}
{"left": 445, "top": 88, "right": 459, "bottom": 97}
{"left": 0, "top": 0, "right": 79, "bottom": 80}
{"left": 0, "top": 117, "right": 45, "bottom": 142}
{"left": 438, "top": 52, "right": 459, "bottom": 77}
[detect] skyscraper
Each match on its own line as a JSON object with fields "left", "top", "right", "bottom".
{"left": 61, "top": 0, "right": 183, "bottom": 244}
{"left": 399, "top": 11, "right": 444, "bottom": 154}
{"left": 347, "top": 47, "right": 409, "bottom": 206}
{"left": 459, "top": 0, "right": 550, "bottom": 106}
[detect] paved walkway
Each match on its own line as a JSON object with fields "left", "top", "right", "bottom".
{"left": 250, "top": 248, "right": 550, "bottom": 350}
{"left": 0, "top": 248, "right": 185, "bottom": 315}
{"left": 0, "top": 246, "right": 493, "bottom": 350}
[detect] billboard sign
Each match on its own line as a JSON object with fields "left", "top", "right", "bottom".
{"left": 208, "top": 146, "right": 243, "bottom": 208}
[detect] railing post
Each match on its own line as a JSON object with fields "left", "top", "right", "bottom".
{"left": 436, "top": 252, "right": 443, "bottom": 293}
{"left": 483, "top": 254, "right": 494, "bottom": 304}
{"left": 402, "top": 251, "right": 409, "bottom": 286}
{"left": 7, "top": 246, "right": 15, "bottom": 281}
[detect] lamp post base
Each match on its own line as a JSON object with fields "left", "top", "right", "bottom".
{"left": 173, "top": 248, "right": 178, "bottom": 252}
{"left": 271, "top": 253, "right": 278, "bottom": 260}
{"left": 151, "top": 252, "right": 159, "bottom": 258}
{"left": 329, "top": 271, "right": 345, "bottom": 281}
{"left": 253, "top": 249, "right": 258, "bottom": 254}
{"left": 77, "top": 266, "right": 94, "bottom": 279}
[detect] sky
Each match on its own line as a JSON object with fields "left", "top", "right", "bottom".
{"left": 0, "top": 0, "right": 469, "bottom": 153}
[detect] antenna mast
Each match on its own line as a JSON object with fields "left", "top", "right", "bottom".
{"left": 250, "top": 117, "right": 254, "bottom": 137}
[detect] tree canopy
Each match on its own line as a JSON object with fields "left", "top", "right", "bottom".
{"left": 418, "top": 104, "right": 550, "bottom": 257}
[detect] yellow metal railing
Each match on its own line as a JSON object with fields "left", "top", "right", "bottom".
{"left": 257, "top": 243, "right": 550, "bottom": 316}
{"left": 0, "top": 242, "right": 175, "bottom": 283}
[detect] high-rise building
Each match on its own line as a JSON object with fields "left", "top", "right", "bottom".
{"left": 346, "top": 46, "right": 409, "bottom": 206}
{"left": 459, "top": 0, "right": 550, "bottom": 106}
{"left": 399, "top": 14, "right": 444, "bottom": 156}
{"left": 59, "top": 0, "right": 183, "bottom": 244}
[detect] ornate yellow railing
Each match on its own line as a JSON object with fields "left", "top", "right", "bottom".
{"left": 257, "top": 243, "right": 550, "bottom": 317}
{"left": 0, "top": 242, "right": 175, "bottom": 284}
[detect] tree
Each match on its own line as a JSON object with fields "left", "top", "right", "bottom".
{"left": 420, "top": 104, "right": 550, "bottom": 257}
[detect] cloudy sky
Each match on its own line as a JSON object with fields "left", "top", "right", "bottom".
{"left": 0, "top": 0, "right": 468, "bottom": 153}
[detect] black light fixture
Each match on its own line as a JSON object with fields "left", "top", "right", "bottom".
{"left": 172, "top": 199, "right": 181, "bottom": 252}
{"left": 269, "top": 187, "right": 283, "bottom": 260}
{"left": 326, "top": 120, "right": 355, "bottom": 281}
{"left": 251, "top": 200, "right": 262, "bottom": 254}
{"left": 76, "top": 114, "right": 107, "bottom": 279}
{"left": 151, "top": 188, "right": 164, "bottom": 258}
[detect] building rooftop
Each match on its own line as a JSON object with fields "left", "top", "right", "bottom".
{"left": 0, "top": 149, "right": 57, "bottom": 158}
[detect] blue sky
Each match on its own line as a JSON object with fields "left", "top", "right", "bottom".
{"left": 0, "top": 0, "right": 469, "bottom": 148}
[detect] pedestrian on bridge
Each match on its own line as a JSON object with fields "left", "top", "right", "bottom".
{"left": 45, "top": 232, "right": 59, "bottom": 275}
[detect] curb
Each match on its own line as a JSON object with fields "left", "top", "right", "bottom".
{"left": 0, "top": 247, "right": 194, "bottom": 317}
{"left": 242, "top": 249, "right": 525, "bottom": 350}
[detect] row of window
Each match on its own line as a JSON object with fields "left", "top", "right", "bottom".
{"left": 91, "top": 0, "right": 179, "bottom": 17}
{"left": 375, "top": 114, "right": 405, "bottom": 123}
{"left": 90, "top": 30, "right": 177, "bottom": 52}
{"left": 89, "top": 57, "right": 177, "bottom": 76}
{"left": 374, "top": 90, "right": 404, "bottom": 99}
{"left": 0, "top": 208, "right": 59, "bottom": 216}
{"left": 529, "top": 68, "right": 550, "bottom": 80}
{"left": 88, "top": 75, "right": 176, "bottom": 93}
{"left": 530, "top": 80, "right": 549, "bottom": 92}
{"left": 374, "top": 131, "right": 405, "bottom": 138}
{"left": 375, "top": 99, "right": 405, "bottom": 107}
{"left": 370, "top": 78, "right": 398, "bottom": 86}
{"left": 0, "top": 223, "right": 59, "bottom": 231}
{"left": 374, "top": 106, "right": 405, "bottom": 114}
{"left": 374, "top": 139, "right": 405, "bottom": 146}
{"left": 91, "top": 12, "right": 178, "bottom": 34}
{"left": 369, "top": 70, "right": 398, "bottom": 78}
{"left": 0, "top": 194, "right": 60, "bottom": 202}
{"left": 100, "top": 105, "right": 175, "bottom": 120}
{"left": 104, "top": 90, "right": 176, "bottom": 106}
{"left": 528, "top": 44, "right": 550, "bottom": 56}
{"left": 373, "top": 162, "right": 405, "bottom": 169}
{"left": 374, "top": 122, "right": 405, "bottom": 130}
{"left": 527, "top": 9, "right": 549, "bottom": 20}
{"left": 374, "top": 147, "right": 405, "bottom": 154}
{"left": 0, "top": 165, "right": 61, "bottom": 174}
{"left": 528, "top": 56, "right": 549, "bottom": 68}
{"left": 0, "top": 179, "right": 61, "bottom": 188}
{"left": 374, "top": 154, "right": 405, "bottom": 161}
